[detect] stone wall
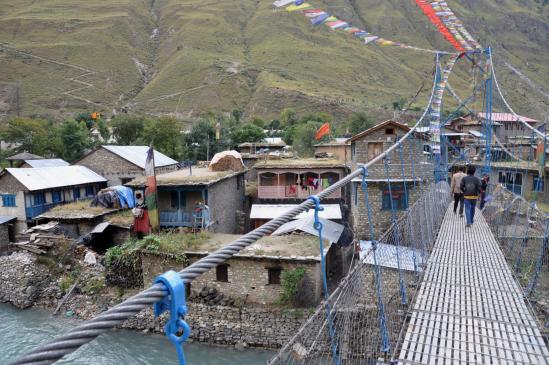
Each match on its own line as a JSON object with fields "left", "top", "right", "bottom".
{"left": 351, "top": 181, "right": 425, "bottom": 239}
{"left": 0, "top": 224, "right": 9, "bottom": 255}
{"left": 141, "top": 252, "right": 322, "bottom": 306}
{"left": 349, "top": 128, "right": 431, "bottom": 239}
{"left": 0, "top": 252, "right": 50, "bottom": 308}
{"left": 350, "top": 129, "right": 431, "bottom": 178}
{"left": 122, "top": 303, "right": 311, "bottom": 348}
{"left": 0, "top": 172, "right": 27, "bottom": 229}
{"left": 207, "top": 173, "right": 246, "bottom": 234}
{"left": 78, "top": 147, "right": 144, "bottom": 186}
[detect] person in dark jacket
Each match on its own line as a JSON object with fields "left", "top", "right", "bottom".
{"left": 460, "top": 165, "right": 482, "bottom": 227}
{"left": 480, "top": 175, "right": 490, "bottom": 210}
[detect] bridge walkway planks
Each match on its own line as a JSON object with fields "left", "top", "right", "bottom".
{"left": 397, "top": 206, "right": 549, "bottom": 364}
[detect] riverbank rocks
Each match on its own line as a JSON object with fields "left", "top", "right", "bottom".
{"left": 0, "top": 252, "right": 50, "bottom": 308}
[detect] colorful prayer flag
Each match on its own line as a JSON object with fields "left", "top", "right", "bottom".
{"left": 315, "top": 123, "right": 330, "bottom": 140}
{"left": 286, "top": 3, "right": 312, "bottom": 11}
{"left": 145, "top": 146, "right": 160, "bottom": 232}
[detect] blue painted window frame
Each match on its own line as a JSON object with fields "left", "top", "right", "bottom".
{"left": 1, "top": 194, "right": 16, "bottom": 207}
{"left": 85, "top": 186, "right": 95, "bottom": 197}
{"left": 33, "top": 192, "right": 46, "bottom": 206}
{"left": 52, "top": 190, "right": 62, "bottom": 203}
{"left": 381, "top": 183, "right": 408, "bottom": 211}
{"left": 73, "top": 188, "right": 81, "bottom": 200}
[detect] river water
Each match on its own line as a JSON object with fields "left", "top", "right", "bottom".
{"left": 0, "top": 304, "right": 273, "bottom": 364}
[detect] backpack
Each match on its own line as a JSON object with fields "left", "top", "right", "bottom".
{"left": 465, "top": 180, "right": 476, "bottom": 194}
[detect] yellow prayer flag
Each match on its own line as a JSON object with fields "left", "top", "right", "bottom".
{"left": 286, "top": 3, "right": 312, "bottom": 11}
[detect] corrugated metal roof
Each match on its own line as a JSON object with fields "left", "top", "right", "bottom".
{"left": 250, "top": 204, "right": 342, "bottom": 219}
{"left": 272, "top": 216, "right": 344, "bottom": 244}
{"left": 477, "top": 112, "right": 537, "bottom": 123}
{"left": 351, "top": 177, "right": 423, "bottom": 183}
{"left": 7, "top": 166, "right": 107, "bottom": 191}
{"left": 263, "top": 137, "right": 285, "bottom": 145}
{"left": 359, "top": 241, "right": 425, "bottom": 272}
{"left": 469, "top": 130, "right": 483, "bottom": 138}
{"left": 0, "top": 216, "right": 17, "bottom": 225}
{"left": 102, "top": 145, "right": 178, "bottom": 169}
{"left": 24, "top": 159, "right": 70, "bottom": 168}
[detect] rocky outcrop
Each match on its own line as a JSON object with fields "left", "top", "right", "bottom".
{"left": 0, "top": 252, "right": 50, "bottom": 308}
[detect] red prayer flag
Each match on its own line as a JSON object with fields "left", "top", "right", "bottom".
{"left": 315, "top": 122, "right": 330, "bottom": 140}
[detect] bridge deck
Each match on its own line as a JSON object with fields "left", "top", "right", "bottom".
{"left": 398, "top": 206, "right": 549, "bottom": 364}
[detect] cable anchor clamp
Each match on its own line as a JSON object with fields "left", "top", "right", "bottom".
{"left": 154, "top": 270, "right": 190, "bottom": 365}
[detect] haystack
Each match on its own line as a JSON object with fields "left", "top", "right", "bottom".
{"left": 209, "top": 150, "right": 245, "bottom": 172}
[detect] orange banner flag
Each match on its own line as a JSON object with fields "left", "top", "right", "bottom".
{"left": 315, "top": 122, "right": 330, "bottom": 140}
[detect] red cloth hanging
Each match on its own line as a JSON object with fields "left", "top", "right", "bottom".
{"left": 415, "top": 0, "right": 465, "bottom": 52}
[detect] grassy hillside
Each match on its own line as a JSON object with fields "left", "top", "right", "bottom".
{"left": 0, "top": 0, "right": 546, "bottom": 122}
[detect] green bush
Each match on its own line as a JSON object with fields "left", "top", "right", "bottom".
{"left": 278, "top": 267, "right": 307, "bottom": 306}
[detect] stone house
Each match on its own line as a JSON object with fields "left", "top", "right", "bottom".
{"left": 5, "top": 152, "right": 44, "bottom": 167}
{"left": 0, "top": 166, "right": 107, "bottom": 231}
{"left": 126, "top": 167, "right": 246, "bottom": 234}
{"left": 348, "top": 120, "right": 432, "bottom": 238}
{"left": 251, "top": 158, "right": 349, "bottom": 229}
{"left": 237, "top": 138, "right": 287, "bottom": 156}
{"left": 313, "top": 138, "right": 351, "bottom": 164}
{"left": 473, "top": 161, "right": 548, "bottom": 204}
{"left": 75, "top": 145, "right": 179, "bottom": 186}
{"left": 141, "top": 234, "right": 344, "bottom": 306}
{"left": 478, "top": 112, "right": 539, "bottom": 143}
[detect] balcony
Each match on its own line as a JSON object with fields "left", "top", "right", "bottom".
{"left": 159, "top": 210, "right": 211, "bottom": 228}
{"left": 25, "top": 202, "right": 62, "bottom": 219}
{"left": 258, "top": 185, "right": 341, "bottom": 200}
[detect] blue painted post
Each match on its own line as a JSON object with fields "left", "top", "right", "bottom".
{"left": 482, "top": 47, "right": 493, "bottom": 175}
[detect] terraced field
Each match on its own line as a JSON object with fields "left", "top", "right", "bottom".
{"left": 0, "top": 0, "right": 546, "bottom": 122}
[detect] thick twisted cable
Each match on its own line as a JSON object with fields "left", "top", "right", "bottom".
{"left": 9, "top": 53, "right": 441, "bottom": 365}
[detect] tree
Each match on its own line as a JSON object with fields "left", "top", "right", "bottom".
{"left": 111, "top": 115, "right": 145, "bottom": 145}
{"left": 182, "top": 119, "right": 217, "bottom": 161}
{"left": 141, "top": 117, "right": 182, "bottom": 159}
{"left": 347, "top": 112, "right": 374, "bottom": 135}
{"left": 250, "top": 117, "right": 266, "bottom": 129}
{"left": 0, "top": 117, "right": 50, "bottom": 155}
{"left": 280, "top": 108, "right": 298, "bottom": 126}
{"left": 231, "top": 123, "right": 266, "bottom": 144}
{"left": 292, "top": 121, "right": 322, "bottom": 157}
{"left": 56, "top": 120, "right": 92, "bottom": 162}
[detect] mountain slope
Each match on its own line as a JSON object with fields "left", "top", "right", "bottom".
{"left": 0, "top": 0, "right": 546, "bottom": 122}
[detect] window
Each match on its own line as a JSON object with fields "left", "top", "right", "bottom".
{"left": 354, "top": 183, "right": 359, "bottom": 206}
{"left": 385, "top": 128, "right": 395, "bottom": 135}
{"left": 367, "top": 142, "right": 383, "bottom": 161}
{"left": 381, "top": 184, "right": 408, "bottom": 210}
{"left": 170, "top": 191, "right": 186, "bottom": 209}
{"left": 237, "top": 175, "right": 242, "bottom": 190}
{"left": 120, "top": 177, "right": 133, "bottom": 184}
{"left": 1, "top": 194, "right": 16, "bottom": 207}
{"left": 216, "top": 264, "right": 229, "bottom": 282}
{"left": 268, "top": 268, "right": 282, "bottom": 285}
{"left": 533, "top": 175, "right": 545, "bottom": 192}
{"left": 33, "top": 192, "right": 45, "bottom": 206}
{"left": 351, "top": 143, "right": 356, "bottom": 161}
{"left": 85, "top": 186, "right": 95, "bottom": 197}
{"left": 73, "top": 188, "right": 81, "bottom": 200}
{"left": 52, "top": 190, "right": 62, "bottom": 203}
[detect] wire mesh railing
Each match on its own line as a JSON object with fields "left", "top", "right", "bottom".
{"left": 267, "top": 181, "right": 451, "bottom": 364}
{"left": 483, "top": 184, "right": 549, "bottom": 337}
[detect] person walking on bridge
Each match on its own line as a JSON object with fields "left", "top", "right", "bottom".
{"left": 460, "top": 165, "right": 482, "bottom": 228}
{"left": 450, "top": 166, "right": 466, "bottom": 217}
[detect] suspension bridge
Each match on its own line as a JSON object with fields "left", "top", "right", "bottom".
{"left": 6, "top": 1, "right": 549, "bottom": 364}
